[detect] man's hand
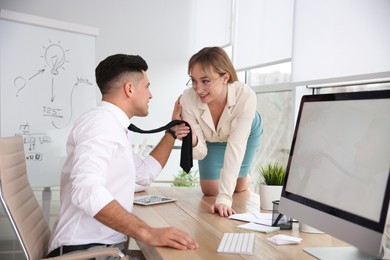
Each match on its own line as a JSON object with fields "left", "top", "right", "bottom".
{"left": 145, "top": 226, "right": 199, "bottom": 250}
{"left": 210, "top": 203, "right": 236, "bottom": 217}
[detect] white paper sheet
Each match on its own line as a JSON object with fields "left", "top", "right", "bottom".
{"left": 229, "top": 212, "right": 273, "bottom": 226}
{"left": 238, "top": 222, "right": 280, "bottom": 233}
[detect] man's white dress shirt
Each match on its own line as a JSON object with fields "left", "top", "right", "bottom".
{"left": 49, "top": 101, "right": 161, "bottom": 251}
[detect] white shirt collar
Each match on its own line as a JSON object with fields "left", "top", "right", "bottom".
{"left": 99, "top": 101, "right": 131, "bottom": 130}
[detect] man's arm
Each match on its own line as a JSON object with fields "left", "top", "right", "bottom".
{"left": 149, "top": 132, "right": 177, "bottom": 168}
{"left": 94, "top": 200, "right": 198, "bottom": 250}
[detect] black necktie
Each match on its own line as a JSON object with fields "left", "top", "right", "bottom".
{"left": 128, "top": 120, "right": 193, "bottom": 173}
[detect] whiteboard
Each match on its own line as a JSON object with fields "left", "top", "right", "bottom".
{"left": 0, "top": 10, "right": 99, "bottom": 187}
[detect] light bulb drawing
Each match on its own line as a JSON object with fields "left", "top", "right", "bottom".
{"left": 42, "top": 40, "right": 69, "bottom": 75}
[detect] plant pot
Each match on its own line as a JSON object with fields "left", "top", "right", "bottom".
{"left": 259, "top": 184, "right": 282, "bottom": 210}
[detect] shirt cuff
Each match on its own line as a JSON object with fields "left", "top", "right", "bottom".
{"left": 215, "top": 193, "right": 233, "bottom": 208}
{"left": 135, "top": 155, "right": 162, "bottom": 186}
{"left": 215, "top": 168, "right": 237, "bottom": 208}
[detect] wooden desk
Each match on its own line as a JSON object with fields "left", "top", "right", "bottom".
{"left": 133, "top": 187, "right": 349, "bottom": 259}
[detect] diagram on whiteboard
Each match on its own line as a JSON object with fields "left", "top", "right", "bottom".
{"left": 14, "top": 40, "right": 69, "bottom": 97}
{"left": 44, "top": 40, "right": 68, "bottom": 76}
{"left": 12, "top": 40, "right": 94, "bottom": 129}
{"left": 17, "top": 122, "right": 50, "bottom": 162}
{"left": 0, "top": 15, "right": 97, "bottom": 187}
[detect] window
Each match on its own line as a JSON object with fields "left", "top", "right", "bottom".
{"left": 250, "top": 90, "right": 294, "bottom": 192}
{"left": 238, "top": 62, "right": 294, "bottom": 193}
{"left": 247, "top": 62, "right": 291, "bottom": 86}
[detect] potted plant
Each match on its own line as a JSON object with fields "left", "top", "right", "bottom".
{"left": 258, "top": 162, "right": 286, "bottom": 210}
{"left": 172, "top": 170, "right": 199, "bottom": 187}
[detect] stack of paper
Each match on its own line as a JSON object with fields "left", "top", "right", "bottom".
{"left": 229, "top": 212, "right": 280, "bottom": 233}
{"left": 238, "top": 222, "right": 280, "bottom": 233}
{"left": 229, "top": 212, "right": 273, "bottom": 226}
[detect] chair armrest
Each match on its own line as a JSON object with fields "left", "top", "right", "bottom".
{"left": 43, "top": 247, "right": 128, "bottom": 260}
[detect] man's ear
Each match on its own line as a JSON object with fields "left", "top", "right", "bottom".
{"left": 125, "top": 81, "right": 133, "bottom": 96}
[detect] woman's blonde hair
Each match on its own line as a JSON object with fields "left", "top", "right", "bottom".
{"left": 188, "top": 47, "right": 238, "bottom": 83}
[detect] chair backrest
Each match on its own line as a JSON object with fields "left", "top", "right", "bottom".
{"left": 0, "top": 136, "right": 51, "bottom": 260}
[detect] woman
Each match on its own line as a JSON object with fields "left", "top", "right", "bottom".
{"left": 179, "top": 47, "right": 263, "bottom": 217}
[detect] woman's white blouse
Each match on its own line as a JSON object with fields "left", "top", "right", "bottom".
{"left": 180, "top": 81, "right": 257, "bottom": 207}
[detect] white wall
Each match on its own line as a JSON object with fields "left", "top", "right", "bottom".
{"left": 292, "top": 0, "right": 390, "bottom": 85}
{"left": 0, "top": 0, "right": 198, "bottom": 181}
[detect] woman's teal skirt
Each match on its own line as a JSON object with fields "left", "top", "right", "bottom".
{"left": 198, "top": 112, "right": 263, "bottom": 180}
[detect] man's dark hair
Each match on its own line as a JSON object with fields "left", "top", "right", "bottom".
{"left": 95, "top": 54, "right": 148, "bottom": 95}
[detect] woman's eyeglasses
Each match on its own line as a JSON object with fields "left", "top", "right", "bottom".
{"left": 186, "top": 75, "right": 223, "bottom": 91}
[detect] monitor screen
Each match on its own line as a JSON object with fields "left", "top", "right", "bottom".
{"left": 279, "top": 89, "right": 390, "bottom": 258}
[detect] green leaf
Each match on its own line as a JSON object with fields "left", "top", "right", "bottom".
{"left": 258, "top": 162, "right": 286, "bottom": 186}
{"left": 172, "top": 170, "right": 199, "bottom": 187}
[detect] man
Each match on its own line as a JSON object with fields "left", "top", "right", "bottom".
{"left": 47, "top": 54, "right": 198, "bottom": 257}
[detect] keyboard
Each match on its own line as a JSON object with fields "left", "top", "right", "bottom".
{"left": 217, "top": 232, "right": 255, "bottom": 255}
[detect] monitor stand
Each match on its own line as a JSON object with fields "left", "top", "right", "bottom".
{"left": 304, "top": 247, "right": 378, "bottom": 260}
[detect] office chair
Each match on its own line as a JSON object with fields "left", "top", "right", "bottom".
{"left": 0, "top": 136, "right": 128, "bottom": 260}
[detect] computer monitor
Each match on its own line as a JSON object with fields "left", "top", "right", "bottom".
{"left": 279, "top": 89, "right": 390, "bottom": 259}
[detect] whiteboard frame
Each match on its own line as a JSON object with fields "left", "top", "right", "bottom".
{"left": 0, "top": 9, "right": 99, "bottom": 36}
